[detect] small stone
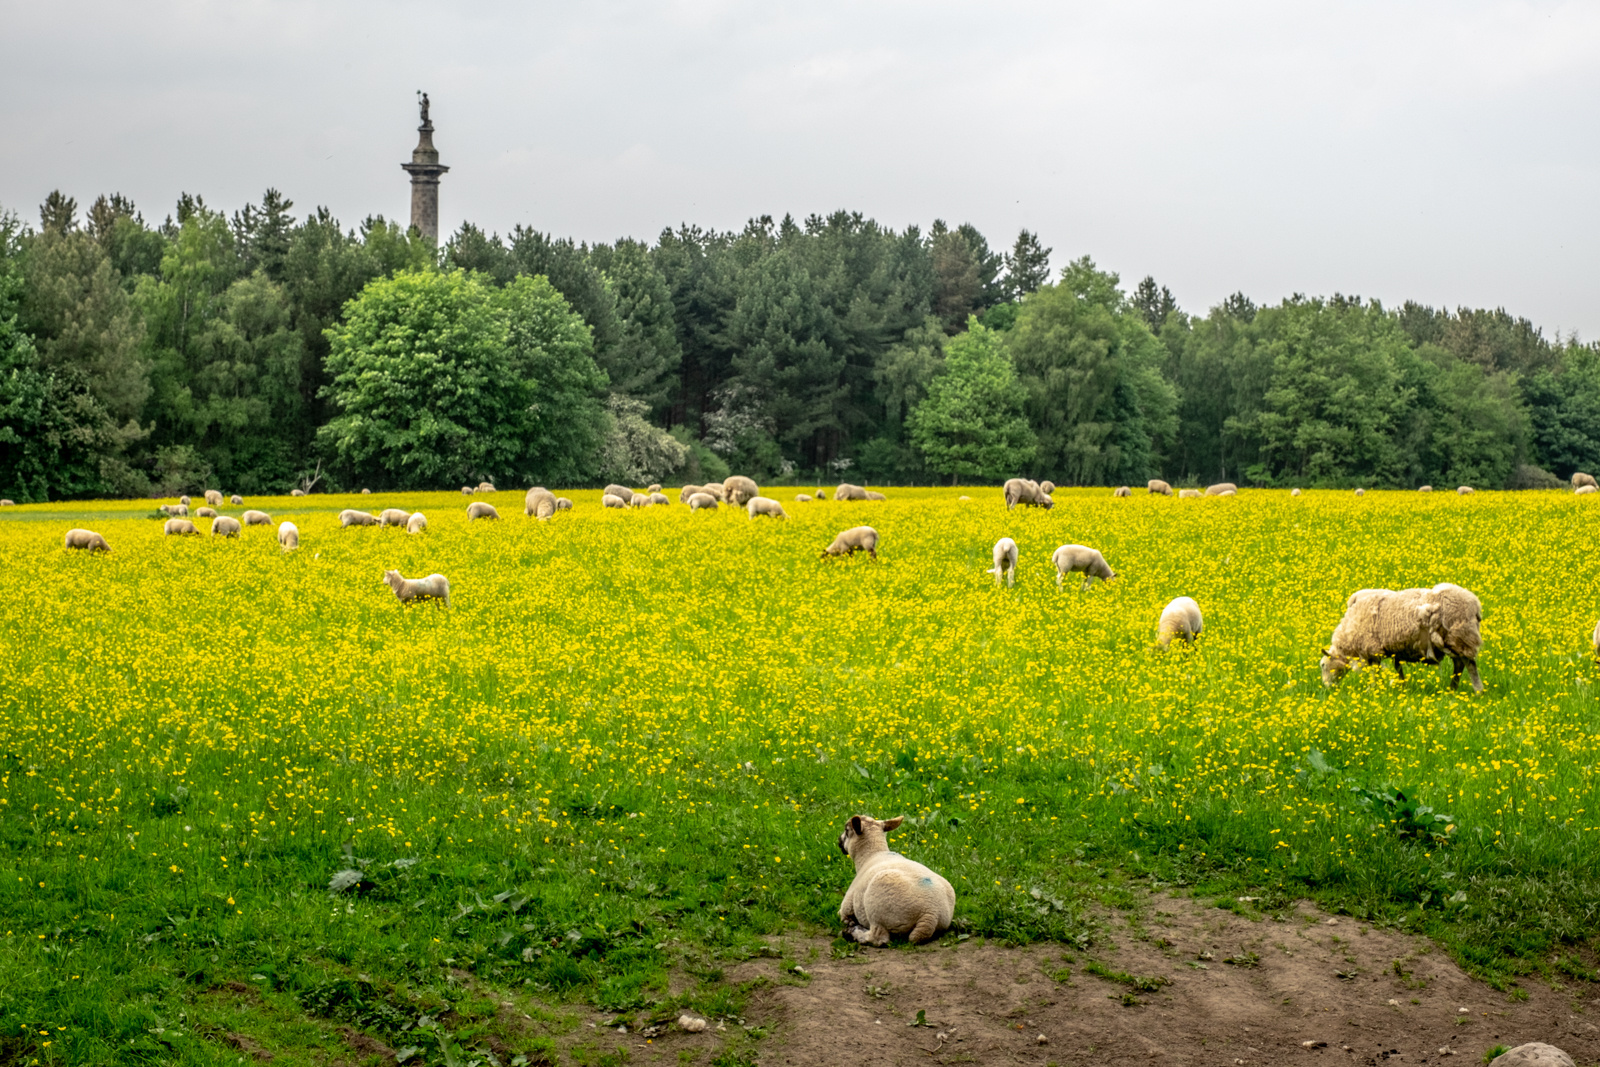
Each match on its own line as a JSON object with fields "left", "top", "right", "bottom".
{"left": 935, "top": 1032, "right": 948, "bottom": 1041}
{"left": 1458, "top": 1007, "right": 1471, "bottom": 1014}
{"left": 1037, "top": 1034, "right": 1048, "bottom": 1045}
{"left": 1486, "top": 1043, "right": 1576, "bottom": 1067}
{"left": 1388, "top": 999, "right": 1401, "bottom": 1006}
{"left": 1437, "top": 1048, "right": 1456, "bottom": 1056}
{"left": 792, "top": 965, "right": 808, "bottom": 975}
{"left": 677, "top": 1015, "right": 708, "bottom": 1033}
{"left": 1302, "top": 1040, "right": 1328, "bottom": 1048}
{"left": 1324, "top": 918, "right": 1338, "bottom": 925}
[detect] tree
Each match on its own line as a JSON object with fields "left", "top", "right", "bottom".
{"left": 232, "top": 188, "right": 296, "bottom": 282}
{"left": 907, "top": 319, "right": 1036, "bottom": 482}
{"left": 1002, "top": 230, "right": 1052, "bottom": 302}
{"left": 598, "top": 394, "right": 689, "bottom": 484}
{"left": 588, "top": 238, "right": 682, "bottom": 415}
{"left": 1131, "top": 275, "right": 1178, "bottom": 332}
{"left": 928, "top": 220, "right": 1002, "bottom": 331}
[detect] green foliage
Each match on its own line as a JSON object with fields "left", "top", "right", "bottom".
{"left": 600, "top": 394, "right": 691, "bottom": 484}
{"left": 1002, "top": 229, "right": 1052, "bottom": 303}
{"left": 906, "top": 320, "right": 1036, "bottom": 481}
{"left": 589, "top": 238, "right": 683, "bottom": 417}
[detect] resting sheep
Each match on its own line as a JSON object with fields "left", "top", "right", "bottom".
{"left": 194, "top": 506, "right": 216, "bottom": 518}
{"left": 602, "top": 494, "right": 627, "bottom": 509}
{"left": 988, "top": 537, "right": 1018, "bottom": 586}
{"left": 212, "top": 516, "right": 241, "bottom": 537}
{"left": 205, "top": 489, "right": 223, "bottom": 507}
{"left": 688, "top": 493, "right": 717, "bottom": 511}
{"left": 242, "top": 510, "right": 272, "bottom": 526}
{"left": 466, "top": 501, "right": 499, "bottom": 520}
{"left": 1051, "top": 544, "right": 1115, "bottom": 590}
{"left": 1148, "top": 479, "right": 1172, "bottom": 496}
{"left": 1157, "top": 596, "right": 1203, "bottom": 649}
{"left": 1578, "top": 485, "right": 1598, "bottom": 496}
{"left": 524, "top": 488, "right": 556, "bottom": 520}
{"left": 724, "top": 475, "right": 761, "bottom": 506}
{"left": 230, "top": 494, "right": 243, "bottom": 505}
{"left": 1113, "top": 486, "right": 1131, "bottom": 497}
{"left": 406, "top": 512, "right": 427, "bottom": 534}
{"left": 747, "top": 496, "right": 787, "bottom": 519}
{"left": 163, "top": 518, "right": 199, "bottom": 536}
{"left": 1003, "top": 478, "right": 1053, "bottom": 510}
{"left": 834, "top": 483, "right": 868, "bottom": 501}
{"left": 1206, "top": 482, "right": 1236, "bottom": 496}
{"left": 383, "top": 569, "right": 450, "bottom": 608}
{"left": 64, "top": 528, "right": 110, "bottom": 552}
{"left": 1574, "top": 472, "right": 1597, "bottom": 491}
{"left": 277, "top": 521, "right": 299, "bottom": 550}
{"left": 823, "top": 526, "right": 879, "bottom": 560}
{"left": 795, "top": 493, "right": 813, "bottom": 502}
{"left": 864, "top": 490, "right": 886, "bottom": 501}
{"left": 837, "top": 814, "right": 955, "bottom": 946}
{"left": 339, "top": 509, "right": 380, "bottom": 528}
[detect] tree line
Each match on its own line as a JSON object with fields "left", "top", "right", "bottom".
{"left": 1, "top": 187, "right": 1596, "bottom": 501}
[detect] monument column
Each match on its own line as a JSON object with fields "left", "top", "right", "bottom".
{"left": 400, "top": 92, "right": 449, "bottom": 243}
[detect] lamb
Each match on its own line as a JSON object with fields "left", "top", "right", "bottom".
{"left": 230, "top": 494, "right": 243, "bottom": 505}
{"left": 290, "top": 489, "right": 305, "bottom": 497}
{"left": 1206, "top": 482, "right": 1236, "bottom": 495}
{"left": 212, "top": 516, "right": 241, "bottom": 537}
{"left": 988, "top": 537, "right": 1018, "bottom": 586}
{"left": 339, "top": 509, "right": 381, "bottom": 528}
{"left": 205, "top": 489, "right": 223, "bottom": 507}
{"left": 1574, "top": 472, "right": 1597, "bottom": 491}
{"left": 649, "top": 492, "right": 671, "bottom": 506}
{"left": 864, "top": 490, "right": 886, "bottom": 501}
{"left": 63, "top": 528, "right": 110, "bottom": 552}
{"left": 837, "top": 814, "right": 955, "bottom": 946}
{"left": 1428, "top": 582, "right": 1484, "bottom": 692}
{"left": 194, "top": 506, "right": 216, "bottom": 518}
{"left": 688, "top": 493, "right": 718, "bottom": 511}
{"left": 554, "top": 497, "right": 572, "bottom": 511}
{"left": 524, "top": 488, "right": 556, "bottom": 519}
{"left": 1002, "top": 478, "right": 1053, "bottom": 510}
{"left": 724, "top": 475, "right": 761, "bottom": 506}
{"left": 1113, "top": 486, "right": 1131, "bottom": 497}
{"left": 466, "top": 501, "right": 499, "bottom": 520}
{"left": 1051, "top": 544, "right": 1116, "bottom": 590}
{"left": 1178, "top": 488, "right": 1201, "bottom": 498}
{"left": 630, "top": 492, "right": 652, "bottom": 507}
{"left": 382, "top": 569, "right": 450, "bottom": 608}
{"left": 1578, "top": 485, "right": 1598, "bottom": 496}
{"left": 1457, "top": 485, "right": 1475, "bottom": 495}
{"left": 834, "top": 483, "right": 868, "bottom": 501}
{"left": 242, "top": 510, "right": 272, "bottom": 526}
{"left": 277, "top": 521, "right": 299, "bottom": 550}
{"left": 406, "top": 512, "right": 427, "bottom": 534}
{"left": 604, "top": 483, "right": 634, "bottom": 503}
{"left": 1157, "top": 596, "right": 1203, "bottom": 649}
{"left": 1148, "top": 479, "right": 1173, "bottom": 496}
{"left": 822, "top": 526, "right": 878, "bottom": 560}
{"left": 746, "top": 496, "right": 787, "bottom": 519}
{"left": 163, "top": 518, "right": 199, "bottom": 536}
{"left": 679, "top": 484, "right": 703, "bottom": 503}
{"left": 378, "top": 507, "right": 411, "bottom": 527}
{"left": 602, "top": 494, "right": 627, "bottom": 509}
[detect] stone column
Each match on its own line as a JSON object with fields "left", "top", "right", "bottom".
{"left": 400, "top": 95, "right": 449, "bottom": 243}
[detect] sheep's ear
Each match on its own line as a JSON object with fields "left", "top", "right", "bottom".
{"left": 849, "top": 815, "right": 863, "bottom": 836}
{"left": 881, "top": 816, "right": 904, "bottom": 832}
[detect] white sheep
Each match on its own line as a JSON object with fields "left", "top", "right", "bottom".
{"left": 554, "top": 497, "right": 572, "bottom": 511}
{"left": 1039, "top": 480, "right": 1056, "bottom": 495}
{"left": 242, "top": 509, "right": 272, "bottom": 526}
{"left": 688, "top": 493, "right": 718, "bottom": 511}
{"left": 459, "top": 486, "right": 473, "bottom": 495}
{"left": 524, "top": 488, "right": 556, "bottom": 519}
{"left": 383, "top": 569, "right": 450, "bottom": 608}
{"left": 837, "top": 814, "right": 955, "bottom": 946}
{"left": 1113, "top": 486, "right": 1131, "bottom": 497}
{"left": 604, "top": 483, "right": 634, "bottom": 504}
{"left": 163, "top": 518, "right": 199, "bottom": 536}
{"left": 630, "top": 492, "right": 652, "bottom": 508}
{"left": 230, "top": 494, "right": 243, "bottom": 505}
{"left": 1418, "top": 485, "right": 1433, "bottom": 492}
{"left": 602, "top": 494, "right": 627, "bottom": 509}
{"left": 647, "top": 483, "right": 661, "bottom": 494}
{"left": 724, "top": 475, "right": 761, "bottom": 506}
{"left": 204, "top": 489, "right": 223, "bottom": 507}
{"left": 1354, "top": 488, "right": 1365, "bottom": 497}
{"left": 746, "top": 496, "right": 787, "bottom": 519}
{"left": 1002, "top": 478, "right": 1053, "bottom": 510}
{"left": 378, "top": 508, "right": 410, "bottom": 527}
{"left": 406, "top": 512, "right": 427, "bottom": 534}
{"left": 649, "top": 492, "right": 671, "bottom": 506}
{"left": 1457, "top": 485, "right": 1475, "bottom": 495}
{"left": 64, "top": 528, "right": 110, "bottom": 552}
{"left": 277, "top": 521, "right": 299, "bottom": 550}
{"left": 1578, "top": 485, "right": 1598, "bottom": 496}
{"left": 339, "top": 509, "right": 380, "bottom": 528}
{"left": 179, "top": 495, "right": 191, "bottom": 506}
{"left": 1320, "top": 586, "right": 1479, "bottom": 687}
{"left": 1206, "top": 482, "right": 1236, "bottom": 496}
{"left": 699, "top": 483, "right": 726, "bottom": 502}
{"left": 211, "top": 515, "right": 241, "bottom": 537}
{"left": 476, "top": 482, "right": 496, "bottom": 493}
{"left": 0, "top": 499, "right": 13, "bottom": 506}
{"left": 1429, "top": 582, "right": 1484, "bottom": 692}
{"left": 1157, "top": 596, "right": 1203, "bottom": 649}
{"left": 1178, "top": 488, "right": 1201, "bottom": 498}
{"left": 1592, "top": 619, "right": 1600, "bottom": 662}
{"left": 290, "top": 488, "right": 305, "bottom": 497}
{"left": 1573, "top": 472, "right": 1597, "bottom": 491}
{"left": 1147, "top": 479, "right": 1173, "bottom": 496}
{"left": 1291, "top": 488, "right": 1302, "bottom": 496}
{"left": 988, "top": 537, "right": 1018, "bottom": 586}
{"left": 679, "top": 484, "right": 703, "bottom": 503}
{"left": 834, "top": 483, "right": 868, "bottom": 501}
{"left": 361, "top": 488, "right": 372, "bottom": 495}
{"left": 466, "top": 501, "right": 499, "bottom": 520}
{"left": 864, "top": 490, "right": 886, "bottom": 501}
{"left": 195, "top": 506, "right": 217, "bottom": 518}
{"left": 795, "top": 493, "right": 813, "bottom": 502}
{"left": 822, "top": 526, "right": 879, "bottom": 560}
{"left": 167, "top": 503, "right": 190, "bottom": 517}
{"left": 1051, "top": 544, "right": 1116, "bottom": 590}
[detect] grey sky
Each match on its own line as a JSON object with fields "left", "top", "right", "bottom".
{"left": 5, "top": 0, "right": 1597, "bottom": 336}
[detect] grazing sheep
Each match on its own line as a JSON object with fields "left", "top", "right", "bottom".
{"left": 1002, "top": 478, "right": 1053, "bottom": 510}
{"left": 630, "top": 492, "right": 652, "bottom": 507}
{"left": 834, "top": 483, "right": 868, "bottom": 501}
{"left": 688, "top": 493, "right": 718, "bottom": 511}
{"left": 1157, "top": 596, "right": 1203, "bottom": 649}
{"left": 1113, "top": 486, "right": 1131, "bottom": 497}
{"left": 1051, "top": 544, "right": 1116, "bottom": 590}
{"left": 361, "top": 488, "right": 372, "bottom": 495}
{"left": 602, "top": 494, "right": 627, "bottom": 509}
{"left": 1578, "top": 485, "right": 1598, "bottom": 496}
{"left": 649, "top": 492, "right": 671, "bottom": 506}
{"left": 604, "top": 483, "right": 634, "bottom": 503}
{"left": 406, "top": 512, "right": 427, "bottom": 534}
{"left": 1291, "top": 488, "right": 1302, "bottom": 496}
{"left": 795, "top": 493, "right": 813, "bottom": 502}
{"left": 1573, "top": 472, "right": 1597, "bottom": 491}
{"left": 230, "top": 494, "right": 243, "bottom": 505}
{"left": 1592, "top": 618, "right": 1600, "bottom": 662}
{"left": 476, "top": 482, "right": 496, "bottom": 493}
{"left": 1148, "top": 479, "right": 1173, "bottom": 496}
{"left": 747, "top": 496, "right": 787, "bottom": 519}
{"left": 524, "top": 487, "right": 556, "bottom": 519}
{"left": 679, "top": 484, "right": 703, "bottom": 503}
{"left": 163, "top": 518, "right": 199, "bottom": 536}
{"left": 864, "top": 490, "right": 886, "bottom": 501}
{"left": 382, "top": 569, "right": 451, "bottom": 608}
{"left": 1354, "top": 488, "right": 1365, "bottom": 497}
{"left": 1320, "top": 588, "right": 1435, "bottom": 687}
{"left": 194, "top": 506, "right": 216, "bottom": 518}
{"left": 0, "top": 499, "right": 13, "bottom": 506}
{"left": 1039, "top": 480, "right": 1056, "bottom": 495}
{"left": 339, "top": 509, "right": 381, "bottom": 528}
{"left": 958, "top": 495, "right": 971, "bottom": 501}
{"left": 837, "top": 814, "right": 955, "bottom": 946}
{"left": 162, "top": 503, "right": 190, "bottom": 517}
{"left": 466, "top": 501, "right": 499, "bottom": 520}
{"left": 724, "top": 475, "right": 761, "bottom": 506}
{"left": 290, "top": 488, "right": 305, "bottom": 497}
{"left": 647, "top": 483, "right": 661, "bottom": 494}
{"left": 822, "top": 526, "right": 879, "bottom": 561}
{"left": 63, "top": 528, "right": 110, "bottom": 552}
{"left": 205, "top": 489, "right": 223, "bottom": 507}
{"left": 1178, "top": 488, "right": 1201, "bottom": 498}
{"left": 179, "top": 495, "right": 191, "bottom": 506}
{"left": 211, "top": 516, "right": 241, "bottom": 537}
{"left": 1418, "top": 485, "right": 1433, "bottom": 492}
{"left": 554, "top": 497, "right": 572, "bottom": 511}
{"left": 242, "top": 510, "right": 272, "bottom": 526}
{"left": 1206, "top": 482, "right": 1236, "bottom": 496}
{"left": 1457, "top": 485, "right": 1474, "bottom": 495}
{"left": 988, "top": 537, "right": 1018, "bottom": 586}
{"left": 378, "top": 508, "right": 410, "bottom": 527}
{"left": 700, "top": 483, "right": 726, "bottom": 502}
{"left": 277, "top": 521, "right": 299, "bottom": 550}
{"left": 1428, "top": 582, "right": 1484, "bottom": 692}
{"left": 459, "top": 486, "right": 473, "bottom": 495}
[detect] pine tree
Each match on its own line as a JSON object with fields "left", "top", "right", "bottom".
{"left": 1002, "top": 230, "right": 1052, "bottom": 301}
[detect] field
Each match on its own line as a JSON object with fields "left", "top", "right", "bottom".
{"left": 2, "top": 486, "right": 1599, "bottom": 1064}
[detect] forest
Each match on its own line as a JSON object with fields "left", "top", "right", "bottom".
{"left": 1, "top": 187, "right": 1596, "bottom": 500}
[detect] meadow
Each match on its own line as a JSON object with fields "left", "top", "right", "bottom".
{"left": 1, "top": 486, "right": 1598, "bottom": 1064}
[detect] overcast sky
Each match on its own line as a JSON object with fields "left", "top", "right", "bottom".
{"left": 4, "top": 0, "right": 1596, "bottom": 336}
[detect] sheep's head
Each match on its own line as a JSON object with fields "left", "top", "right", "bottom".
{"left": 837, "top": 814, "right": 904, "bottom": 861}
{"left": 382, "top": 569, "right": 401, "bottom": 589}
{"left": 1320, "top": 649, "right": 1350, "bottom": 686}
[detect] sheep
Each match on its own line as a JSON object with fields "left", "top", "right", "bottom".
{"left": 700, "top": 483, "right": 726, "bottom": 502}
{"left": 630, "top": 492, "right": 652, "bottom": 507}
{"left": 724, "top": 475, "right": 761, "bottom": 506}
{"left": 1215, "top": 489, "right": 1237, "bottom": 496}
{"left": 1157, "top": 596, "right": 1203, "bottom": 649}
{"left": 795, "top": 493, "right": 813, "bottom": 502}
{"left": 837, "top": 814, "right": 955, "bottom": 946}
{"left": 1592, "top": 619, "right": 1600, "bottom": 662}
{"left": 195, "top": 506, "right": 217, "bottom": 518}
{"left": 361, "top": 488, "right": 372, "bottom": 495}
{"left": 1578, "top": 485, "right": 1598, "bottom": 496}
{"left": 1320, "top": 588, "right": 1435, "bottom": 687}
{"left": 688, "top": 493, "right": 717, "bottom": 511}
{"left": 524, "top": 487, "right": 556, "bottom": 519}
{"left": 0, "top": 499, "right": 13, "bottom": 506}
{"left": 1291, "top": 488, "right": 1302, "bottom": 496}
{"left": 164, "top": 503, "right": 190, "bottom": 517}
{"left": 1206, "top": 482, "right": 1236, "bottom": 496}
{"left": 1574, "top": 472, "right": 1597, "bottom": 491}
{"left": 1039, "top": 481, "right": 1056, "bottom": 495}
{"left": 834, "top": 483, "right": 868, "bottom": 501}
{"left": 602, "top": 494, "right": 627, "bottom": 509}
{"left": 163, "top": 518, "right": 199, "bottom": 536}
{"left": 822, "top": 526, "right": 878, "bottom": 561}
{"left": 382, "top": 569, "right": 450, "bottom": 608}
{"left": 1051, "top": 544, "right": 1116, "bottom": 590}
{"left": 1113, "top": 486, "right": 1131, "bottom": 497}
{"left": 864, "top": 490, "right": 886, "bottom": 501}
{"left": 603, "top": 483, "right": 634, "bottom": 503}
{"left": 647, "top": 483, "right": 661, "bottom": 494}
{"left": 466, "top": 501, "right": 499, "bottom": 520}
{"left": 406, "top": 512, "right": 427, "bottom": 534}
{"left": 179, "top": 495, "right": 191, "bottom": 506}
{"left": 1457, "top": 485, "right": 1475, "bottom": 495}
{"left": 290, "top": 488, "right": 305, "bottom": 497}
{"left": 1148, "top": 479, "right": 1173, "bottom": 496}
{"left": 746, "top": 496, "right": 787, "bottom": 519}
{"left": 1178, "top": 488, "right": 1201, "bottom": 498}
{"left": 339, "top": 509, "right": 380, "bottom": 528}
{"left": 1428, "top": 582, "right": 1484, "bottom": 692}
{"left": 242, "top": 510, "right": 272, "bottom": 526}
{"left": 459, "top": 486, "right": 473, "bottom": 495}
{"left": 1418, "top": 485, "right": 1433, "bottom": 492}
{"left": 212, "top": 515, "right": 241, "bottom": 537}
{"left": 63, "top": 528, "right": 110, "bottom": 552}
{"left": 205, "top": 489, "right": 223, "bottom": 507}
{"left": 649, "top": 492, "right": 671, "bottom": 506}
{"left": 476, "top": 482, "right": 496, "bottom": 493}
{"left": 679, "top": 484, "right": 703, "bottom": 503}
{"left": 1002, "top": 478, "right": 1053, "bottom": 510}
{"left": 554, "top": 497, "right": 572, "bottom": 511}
{"left": 230, "top": 494, "right": 243, "bottom": 505}
{"left": 988, "top": 537, "right": 1018, "bottom": 586}
{"left": 377, "top": 507, "right": 410, "bottom": 527}
{"left": 1354, "top": 488, "right": 1365, "bottom": 497}
{"left": 277, "top": 521, "right": 299, "bottom": 550}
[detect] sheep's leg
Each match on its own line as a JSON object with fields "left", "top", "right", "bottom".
{"left": 852, "top": 923, "right": 890, "bottom": 947}
{"left": 1006, "top": 566, "right": 1014, "bottom": 588}
{"left": 868, "top": 547, "right": 878, "bottom": 561}
{"left": 1081, "top": 574, "right": 1094, "bottom": 592}
{"left": 1467, "top": 660, "right": 1482, "bottom": 693}
{"left": 1393, "top": 658, "right": 1405, "bottom": 680}
{"left": 1056, "top": 570, "right": 1064, "bottom": 590}
{"left": 908, "top": 914, "right": 941, "bottom": 944}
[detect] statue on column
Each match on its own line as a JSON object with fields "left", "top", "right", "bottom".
{"left": 417, "top": 91, "right": 430, "bottom": 125}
